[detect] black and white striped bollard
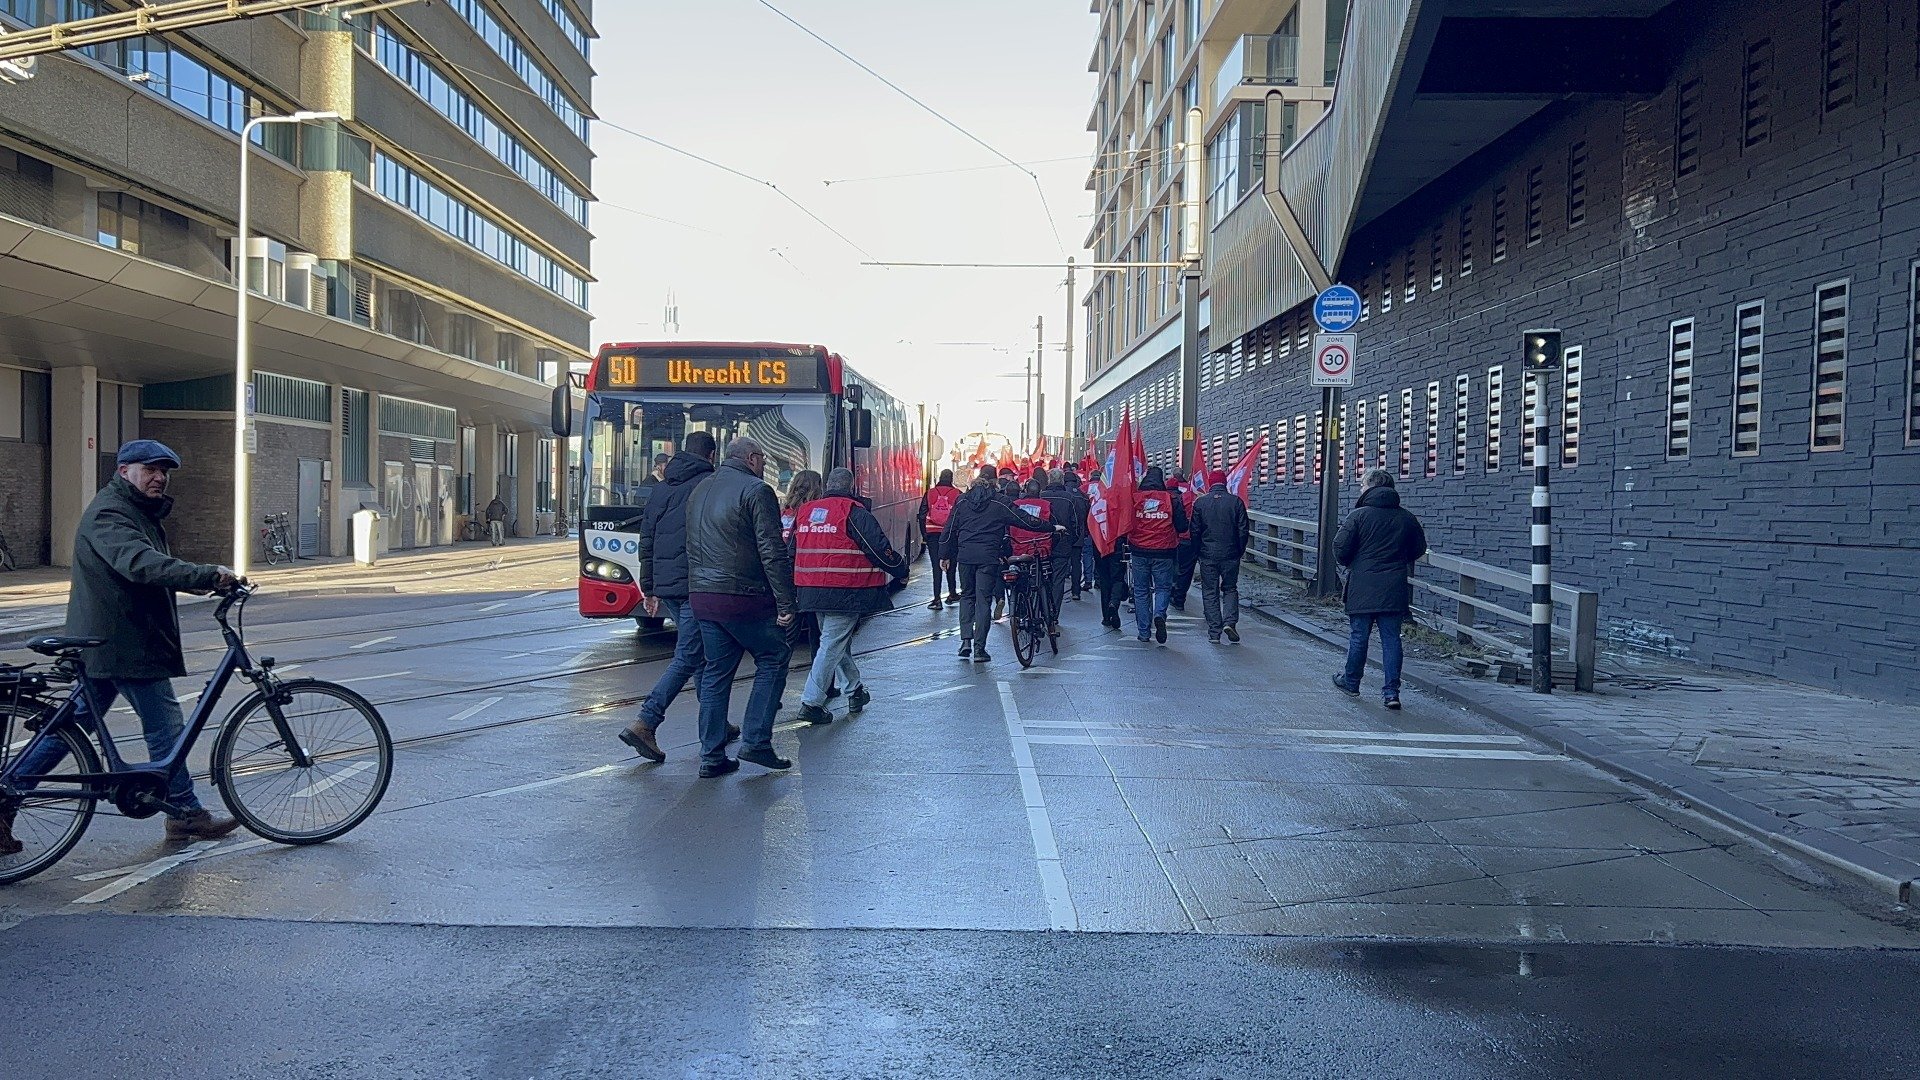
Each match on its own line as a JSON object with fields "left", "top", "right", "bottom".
{"left": 1522, "top": 329, "right": 1562, "bottom": 695}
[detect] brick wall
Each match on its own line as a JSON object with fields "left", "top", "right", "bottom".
{"left": 0, "top": 441, "right": 50, "bottom": 567}
{"left": 1082, "top": 0, "right": 1920, "bottom": 700}
{"left": 141, "top": 416, "right": 332, "bottom": 564}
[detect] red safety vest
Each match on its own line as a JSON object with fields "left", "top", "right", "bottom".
{"left": 1127, "top": 490, "right": 1178, "bottom": 551}
{"left": 924, "top": 485, "right": 961, "bottom": 532}
{"left": 793, "top": 497, "right": 889, "bottom": 589}
{"left": 1011, "top": 497, "right": 1053, "bottom": 558}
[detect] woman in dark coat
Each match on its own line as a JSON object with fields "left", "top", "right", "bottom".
{"left": 1331, "top": 469, "right": 1428, "bottom": 709}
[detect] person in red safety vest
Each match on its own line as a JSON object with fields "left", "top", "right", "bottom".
{"left": 1125, "top": 466, "right": 1190, "bottom": 644}
{"left": 1011, "top": 476, "right": 1055, "bottom": 560}
{"left": 788, "top": 467, "right": 908, "bottom": 725}
{"left": 917, "top": 469, "right": 963, "bottom": 610}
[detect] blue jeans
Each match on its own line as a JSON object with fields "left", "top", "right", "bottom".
{"left": 12, "top": 677, "right": 202, "bottom": 815}
{"left": 1341, "top": 614, "right": 1406, "bottom": 699}
{"left": 1080, "top": 544, "right": 1096, "bottom": 588}
{"left": 802, "top": 613, "right": 863, "bottom": 708}
{"left": 697, "top": 616, "right": 792, "bottom": 764}
{"left": 1130, "top": 555, "right": 1174, "bottom": 637}
{"left": 639, "top": 599, "right": 702, "bottom": 730}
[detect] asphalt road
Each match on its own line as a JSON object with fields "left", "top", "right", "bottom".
{"left": 3, "top": 555, "right": 1918, "bottom": 1077}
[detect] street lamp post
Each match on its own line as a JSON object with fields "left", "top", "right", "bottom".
{"left": 235, "top": 110, "right": 337, "bottom": 574}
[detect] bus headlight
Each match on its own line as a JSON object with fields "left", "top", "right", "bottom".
{"left": 584, "top": 559, "right": 631, "bottom": 583}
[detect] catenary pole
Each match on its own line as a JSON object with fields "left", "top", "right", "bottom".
{"left": 1063, "top": 258, "right": 1075, "bottom": 442}
{"left": 1035, "top": 315, "right": 1045, "bottom": 444}
{"left": 1177, "top": 106, "right": 1205, "bottom": 476}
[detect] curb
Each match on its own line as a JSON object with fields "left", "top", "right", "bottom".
{"left": 1246, "top": 602, "right": 1919, "bottom": 904}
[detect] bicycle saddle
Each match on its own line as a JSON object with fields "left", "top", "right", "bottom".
{"left": 26, "top": 636, "right": 106, "bottom": 657}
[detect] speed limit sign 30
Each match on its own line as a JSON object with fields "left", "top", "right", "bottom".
{"left": 1312, "top": 333, "right": 1357, "bottom": 387}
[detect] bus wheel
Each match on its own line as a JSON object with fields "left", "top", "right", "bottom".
{"left": 635, "top": 616, "right": 668, "bottom": 633}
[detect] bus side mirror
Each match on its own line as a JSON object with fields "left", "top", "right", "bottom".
{"left": 551, "top": 384, "right": 572, "bottom": 438}
{"left": 850, "top": 408, "right": 873, "bottom": 449}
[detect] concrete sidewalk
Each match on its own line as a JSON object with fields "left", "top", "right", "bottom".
{"left": 0, "top": 535, "right": 575, "bottom": 645}
{"left": 1241, "top": 575, "right": 1920, "bottom": 902}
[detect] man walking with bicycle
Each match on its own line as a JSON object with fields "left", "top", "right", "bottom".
{"left": 0, "top": 440, "right": 240, "bottom": 856}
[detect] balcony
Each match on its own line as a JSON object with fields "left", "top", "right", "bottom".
{"left": 1214, "top": 34, "right": 1299, "bottom": 107}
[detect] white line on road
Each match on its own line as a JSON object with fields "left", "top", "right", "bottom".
{"left": 475, "top": 762, "right": 625, "bottom": 799}
{"left": 903, "top": 683, "right": 969, "bottom": 702}
{"left": 350, "top": 636, "right": 396, "bottom": 650}
{"left": 72, "top": 836, "right": 275, "bottom": 883}
{"left": 339, "top": 671, "right": 412, "bottom": 684}
{"left": 478, "top": 601, "right": 512, "bottom": 613}
{"left": 999, "top": 680, "right": 1077, "bottom": 931}
{"left": 1022, "top": 733, "right": 1561, "bottom": 760}
{"left": 291, "top": 760, "right": 377, "bottom": 798}
{"left": 73, "top": 842, "right": 220, "bottom": 904}
{"left": 1020, "top": 722, "right": 1528, "bottom": 746}
{"left": 504, "top": 644, "right": 580, "bottom": 660}
{"left": 446, "top": 695, "right": 504, "bottom": 724}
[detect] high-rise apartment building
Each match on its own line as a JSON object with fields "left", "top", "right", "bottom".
{"left": 0, "top": 1, "right": 595, "bottom": 566}
{"left": 1080, "top": 0, "right": 1344, "bottom": 402}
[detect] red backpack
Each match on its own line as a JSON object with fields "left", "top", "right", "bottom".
{"left": 1011, "top": 497, "right": 1053, "bottom": 558}
{"left": 925, "top": 485, "right": 960, "bottom": 532}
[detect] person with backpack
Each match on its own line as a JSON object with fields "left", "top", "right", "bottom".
{"left": 917, "top": 470, "right": 962, "bottom": 609}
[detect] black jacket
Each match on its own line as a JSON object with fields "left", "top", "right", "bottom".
{"left": 940, "top": 484, "right": 1052, "bottom": 566}
{"left": 1041, "top": 484, "right": 1087, "bottom": 554}
{"left": 1333, "top": 486, "right": 1429, "bottom": 615}
{"left": 684, "top": 458, "right": 797, "bottom": 611}
{"left": 789, "top": 496, "right": 910, "bottom": 615}
{"left": 635, "top": 451, "right": 714, "bottom": 601}
{"left": 1190, "top": 485, "right": 1251, "bottom": 562}
{"left": 65, "top": 477, "right": 223, "bottom": 680}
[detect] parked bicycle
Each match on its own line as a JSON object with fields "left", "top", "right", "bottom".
{"left": 0, "top": 583, "right": 394, "bottom": 886}
{"left": 1002, "top": 554, "right": 1059, "bottom": 669}
{"left": 258, "top": 512, "right": 293, "bottom": 565}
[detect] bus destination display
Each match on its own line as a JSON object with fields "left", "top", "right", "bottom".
{"left": 603, "top": 353, "right": 822, "bottom": 391}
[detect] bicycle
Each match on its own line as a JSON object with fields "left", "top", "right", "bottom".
{"left": 0, "top": 583, "right": 393, "bottom": 886}
{"left": 1002, "top": 554, "right": 1059, "bottom": 669}
{"left": 258, "top": 512, "right": 293, "bottom": 565}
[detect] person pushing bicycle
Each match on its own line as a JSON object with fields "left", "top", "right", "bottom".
{"left": 1, "top": 440, "right": 242, "bottom": 856}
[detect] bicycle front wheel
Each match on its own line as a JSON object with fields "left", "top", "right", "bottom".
{"left": 212, "top": 679, "right": 392, "bottom": 845}
{"left": 0, "top": 718, "right": 100, "bottom": 886}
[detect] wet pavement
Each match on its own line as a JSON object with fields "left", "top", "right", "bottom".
{"left": 3, "top": 564, "right": 1918, "bottom": 1076}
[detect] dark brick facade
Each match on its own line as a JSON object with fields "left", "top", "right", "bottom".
{"left": 1082, "top": 0, "right": 1920, "bottom": 700}
{"left": 141, "top": 415, "right": 333, "bottom": 564}
{"left": 0, "top": 440, "right": 50, "bottom": 567}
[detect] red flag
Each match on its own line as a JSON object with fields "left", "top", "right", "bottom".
{"left": 1089, "top": 408, "right": 1139, "bottom": 556}
{"left": 1227, "top": 434, "right": 1267, "bottom": 504}
{"left": 1130, "top": 421, "right": 1147, "bottom": 482}
{"left": 1189, "top": 427, "right": 1206, "bottom": 484}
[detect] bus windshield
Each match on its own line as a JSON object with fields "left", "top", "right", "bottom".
{"left": 584, "top": 393, "right": 829, "bottom": 507}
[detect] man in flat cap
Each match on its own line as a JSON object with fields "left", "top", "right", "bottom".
{"left": 1, "top": 440, "right": 243, "bottom": 856}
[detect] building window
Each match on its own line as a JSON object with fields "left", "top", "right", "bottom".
{"left": 1492, "top": 186, "right": 1509, "bottom": 262}
{"left": 1562, "top": 346, "right": 1583, "bottom": 467}
{"left": 1398, "top": 390, "right": 1412, "bottom": 478}
{"left": 1743, "top": 39, "right": 1774, "bottom": 149}
{"left": 1486, "top": 365, "right": 1505, "bottom": 471}
{"left": 1376, "top": 394, "right": 1389, "bottom": 477}
{"left": 96, "top": 192, "right": 142, "bottom": 254}
{"left": 341, "top": 388, "right": 371, "bottom": 484}
{"left": 1425, "top": 381, "right": 1440, "bottom": 478}
{"left": 1812, "top": 280, "right": 1849, "bottom": 450}
{"left": 1676, "top": 77, "right": 1702, "bottom": 178}
{"left": 1354, "top": 397, "right": 1368, "bottom": 474}
{"left": 445, "top": 0, "right": 589, "bottom": 141}
{"left": 1403, "top": 247, "right": 1417, "bottom": 303}
{"left": 1667, "top": 319, "right": 1695, "bottom": 460}
{"left": 1567, "top": 142, "right": 1587, "bottom": 228}
{"left": 1259, "top": 424, "right": 1273, "bottom": 482}
{"left": 373, "top": 152, "right": 589, "bottom": 307}
{"left": 1454, "top": 374, "right": 1470, "bottom": 475}
{"left": 1430, "top": 229, "right": 1444, "bottom": 292}
{"left": 1823, "top": 0, "right": 1856, "bottom": 113}
{"left": 1733, "top": 301, "right": 1765, "bottom": 456}
{"left": 1908, "top": 263, "right": 1920, "bottom": 446}
{"left": 1459, "top": 203, "right": 1475, "bottom": 277}
{"left": 1381, "top": 261, "right": 1393, "bottom": 314}
{"left": 1294, "top": 414, "right": 1309, "bottom": 482}
{"left": 1525, "top": 166, "right": 1543, "bottom": 246}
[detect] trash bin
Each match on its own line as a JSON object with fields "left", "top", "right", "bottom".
{"left": 352, "top": 507, "right": 385, "bottom": 567}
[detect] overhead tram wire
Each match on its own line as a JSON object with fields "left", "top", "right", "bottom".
{"left": 822, "top": 142, "right": 1187, "bottom": 187}
{"left": 755, "top": 0, "right": 1069, "bottom": 257}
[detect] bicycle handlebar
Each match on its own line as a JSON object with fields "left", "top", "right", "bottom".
{"left": 212, "top": 580, "right": 255, "bottom": 623}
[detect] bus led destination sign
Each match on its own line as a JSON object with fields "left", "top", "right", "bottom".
{"left": 604, "top": 353, "right": 823, "bottom": 391}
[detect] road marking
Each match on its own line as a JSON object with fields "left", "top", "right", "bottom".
{"left": 998, "top": 680, "right": 1077, "bottom": 931}
{"left": 504, "top": 644, "right": 580, "bottom": 660}
{"left": 73, "top": 842, "right": 221, "bottom": 904}
{"left": 1021, "top": 722, "right": 1528, "bottom": 746}
{"left": 340, "top": 671, "right": 412, "bottom": 684}
{"left": 291, "top": 760, "right": 376, "bottom": 799}
{"left": 1022, "top": 732, "right": 1560, "bottom": 760}
{"left": 475, "top": 762, "right": 625, "bottom": 799}
{"left": 565, "top": 648, "right": 598, "bottom": 667}
{"left": 903, "top": 683, "right": 969, "bottom": 702}
{"left": 72, "top": 836, "right": 275, "bottom": 883}
{"left": 446, "top": 695, "right": 503, "bottom": 724}
{"left": 350, "top": 636, "right": 396, "bottom": 650}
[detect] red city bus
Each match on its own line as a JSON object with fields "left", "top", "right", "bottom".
{"left": 553, "top": 341, "right": 928, "bottom": 625}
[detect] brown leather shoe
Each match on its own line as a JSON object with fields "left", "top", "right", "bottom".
{"left": 0, "top": 807, "right": 22, "bottom": 857}
{"left": 164, "top": 809, "right": 242, "bottom": 843}
{"left": 619, "top": 720, "right": 666, "bottom": 762}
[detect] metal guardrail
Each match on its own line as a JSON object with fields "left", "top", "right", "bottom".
{"left": 1243, "top": 508, "right": 1600, "bottom": 692}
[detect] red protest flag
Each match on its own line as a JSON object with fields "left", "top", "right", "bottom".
{"left": 1090, "top": 407, "right": 1140, "bottom": 556}
{"left": 1130, "top": 420, "right": 1147, "bottom": 482}
{"left": 1227, "top": 434, "right": 1267, "bottom": 504}
{"left": 1190, "top": 427, "right": 1207, "bottom": 484}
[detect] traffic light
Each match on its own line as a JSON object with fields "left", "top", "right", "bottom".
{"left": 1522, "top": 328, "right": 1563, "bottom": 372}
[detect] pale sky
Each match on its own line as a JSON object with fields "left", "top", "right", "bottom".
{"left": 587, "top": 0, "right": 1097, "bottom": 444}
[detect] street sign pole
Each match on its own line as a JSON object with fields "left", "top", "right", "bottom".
{"left": 1307, "top": 288, "right": 1361, "bottom": 599}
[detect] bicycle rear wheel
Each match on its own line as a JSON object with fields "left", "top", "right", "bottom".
{"left": 0, "top": 716, "right": 99, "bottom": 887}
{"left": 211, "top": 679, "right": 392, "bottom": 845}
{"left": 1009, "top": 588, "right": 1039, "bottom": 668}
